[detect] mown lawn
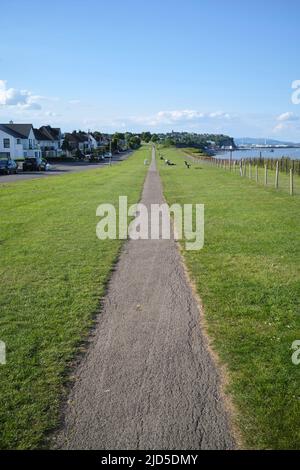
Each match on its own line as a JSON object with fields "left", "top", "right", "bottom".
{"left": 158, "top": 146, "right": 300, "bottom": 449}
{"left": 0, "top": 147, "right": 149, "bottom": 449}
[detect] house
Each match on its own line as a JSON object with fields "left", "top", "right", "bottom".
{"left": 64, "top": 131, "right": 97, "bottom": 153}
{"left": 64, "top": 132, "right": 87, "bottom": 152}
{"left": 93, "top": 133, "right": 110, "bottom": 150}
{"left": 63, "top": 132, "right": 79, "bottom": 151}
{"left": 34, "top": 126, "right": 62, "bottom": 157}
{"left": 0, "top": 123, "right": 41, "bottom": 159}
{"left": 87, "top": 133, "right": 98, "bottom": 150}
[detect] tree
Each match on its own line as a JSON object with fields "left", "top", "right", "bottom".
{"left": 75, "top": 149, "right": 84, "bottom": 160}
{"left": 128, "top": 136, "right": 141, "bottom": 149}
{"left": 112, "top": 132, "right": 125, "bottom": 141}
{"left": 111, "top": 138, "right": 119, "bottom": 152}
{"left": 141, "top": 131, "right": 152, "bottom": 143}
{"left": 157, "top": 132, "right": 235, "bottom": 150}
{"left": 93, "top": 131, "right": 102, "bottom": 140}
{"left": 161, "top": 137, "right": 175, "bottom": 147}
{"left": 151, "top": 134, "right": 159, "bottom": 143}
{"left": 61, "top": 139, "right": 71, "bottom": 154}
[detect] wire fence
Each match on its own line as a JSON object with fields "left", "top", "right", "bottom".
{"left": 188, "top": 154, "right": 300, "bottom": 196}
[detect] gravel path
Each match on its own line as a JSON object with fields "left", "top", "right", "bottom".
{"left": 53, "top": 147, "right": 235, "bottom": 450}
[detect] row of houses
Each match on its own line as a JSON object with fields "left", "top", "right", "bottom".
{"left": 0, "top": 122, "right": 111, "bottom": 160}
{"left": 63, "top": 131, "right": 109, "bottom": 153}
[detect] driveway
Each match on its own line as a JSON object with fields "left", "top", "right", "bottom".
{"left": 0, "top": 152, "right": 131, "bottom": 184}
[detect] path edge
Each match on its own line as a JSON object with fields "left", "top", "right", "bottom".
{"left": 176, "top": 241, "right": 245, "bottom": 449}
{"left": 48, "top": 158, "right": 150, "bottom": 449}
{"left": 155, "top": 145, "right": 244, "bottom": 449}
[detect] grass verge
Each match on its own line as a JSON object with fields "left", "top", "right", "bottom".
{"left": 158, "top": 146, "right": 300, "bottom": 449}
{"left": 183, "top": 148, "right": 300, "bottom": 196}
{"left": 0, "top": 147, "right": 149, "bottom": 449}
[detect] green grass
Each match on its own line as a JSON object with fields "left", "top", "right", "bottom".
{"left": 215, "top": 161, "right": 300, "bottom": 196}
{"left": 158, "top": 146, "right": 300, "bottom": 449}
{"left": 184, "top": 148, "right": 300, "bottom": 196}
{"left": 0, "top": 147, "right": 149, "bottom": 449}
{"left": 181, "top": 147, "right": 208, "bottom": 158}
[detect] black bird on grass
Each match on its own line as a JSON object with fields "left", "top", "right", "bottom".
{"left": 165, "top": 159, "right": 176, "bottom": 166}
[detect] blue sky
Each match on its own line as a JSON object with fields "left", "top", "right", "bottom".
{"left": 1, "top": 0, "right": 300, "bottom": 139}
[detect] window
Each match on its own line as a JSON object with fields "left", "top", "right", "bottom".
{"left": 17, "top": 139, "right": 21, "bottom": 144}
{"left": 3, "top": 138, "right": 10, "bottom": 149}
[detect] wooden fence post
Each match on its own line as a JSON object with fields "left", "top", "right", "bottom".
{"left": 264, "top": 164, "right": 268, "bottom": 185}
{"left": 255, "top": 164, "right": 258, "bottom": 183}
{"left": 249, "top": 162, "right": 252, "bottom": 179}
{"left": 290, "top": 168, "right": 294, "bottom": 196}
{"left": 275, "top": 161, "right": 279, "bottom": 189}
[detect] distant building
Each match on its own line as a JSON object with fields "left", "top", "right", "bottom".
{"left": 64, "top": 131, "right": 102, "bottom": 153}
{"left": 92, "top": 133, "right": 109, "bottom": 150}
{"left": 64, "top": 132, "right": 90, "bottom": 152}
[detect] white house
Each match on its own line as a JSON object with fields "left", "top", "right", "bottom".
{"left": 87, "top": 133, "right": 98, "bottom": 150}
{"left": 34, "top": 126, "right": 62, "bottom": 157}
{"left": 0, "top": 123, "right": 41, "bottom": 159}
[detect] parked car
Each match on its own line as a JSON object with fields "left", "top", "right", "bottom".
{"left": 23, "top": 157, "right": 50, "bottom": 172}
{"left": 104, "top": 152, "right": 112, "bottom": 159}
{"left": 86, "top": 154, "right": 105, "bottom": 162}
{"left": 0, "top": 158, "right": 18, "bottom": 175}
{"left": 85, "top": 154, "right": 99, "bottom": 161}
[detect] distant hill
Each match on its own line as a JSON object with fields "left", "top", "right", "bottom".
{"left": 235, "top": 137, "right": 300, "bottom": 146}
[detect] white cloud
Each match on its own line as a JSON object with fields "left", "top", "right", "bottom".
{"left": 45, "top": 111, "right": 61, "bottom": 117}
{"left": 69, "top": 99, "right": 81, "bottom": 105}
{"left": 273, "top": 122, "right": 287, "bottom": 132}
{"left": 131, "top": 109, "right": 232, "bottom": 127}
{"left": 209, "top": 111, "right": 231, "bottom": 119}
{"left": 155, "top": 110, "right": 204, "bottom": 122}
{"left": 0, "top": 79, "right": 41, "bottom": 110}
{"left": 273, "top": 111, "right": 300, "bottom": 133}
{"left": 276, "top": 111, "right": 299, "bottom": 122}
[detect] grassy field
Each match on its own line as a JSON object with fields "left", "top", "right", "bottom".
{"left": 0, "top": 147, "right": 149, "bottom": 449}
{"left": 158, "top": 146, "right": 300, "bottom": 449}
{"left": 183, "top": 149, "right": 300, "bottom": 196}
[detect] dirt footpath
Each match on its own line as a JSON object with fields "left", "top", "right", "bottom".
{"left": 53, "top": 147, "right": 235, "bottom": 450}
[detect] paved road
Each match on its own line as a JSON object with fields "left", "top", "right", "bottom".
{"left": 0, "top": 153, "right": 130, "bottom": 184}
{"left": 53, "top": 147, "right": 235, "bottom": 450}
